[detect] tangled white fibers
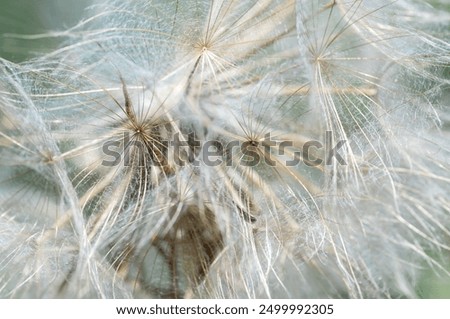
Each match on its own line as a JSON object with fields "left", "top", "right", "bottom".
{"left": 0, "top": 0, "right": 449, "bottom": 298}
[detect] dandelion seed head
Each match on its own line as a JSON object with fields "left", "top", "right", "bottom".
{"left": 0, "top": 0, "right": 449, "bottom": 298}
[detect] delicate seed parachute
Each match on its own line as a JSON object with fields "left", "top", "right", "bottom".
{"left": 0, "top": 0, "right": 449, "bottom": 298}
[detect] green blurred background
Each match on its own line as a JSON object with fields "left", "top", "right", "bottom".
{"left": 0, "top": 0, "right": 90, "bottom": 61}
{"left": 0, "top": 0, "right": 449, "bottom": 298}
